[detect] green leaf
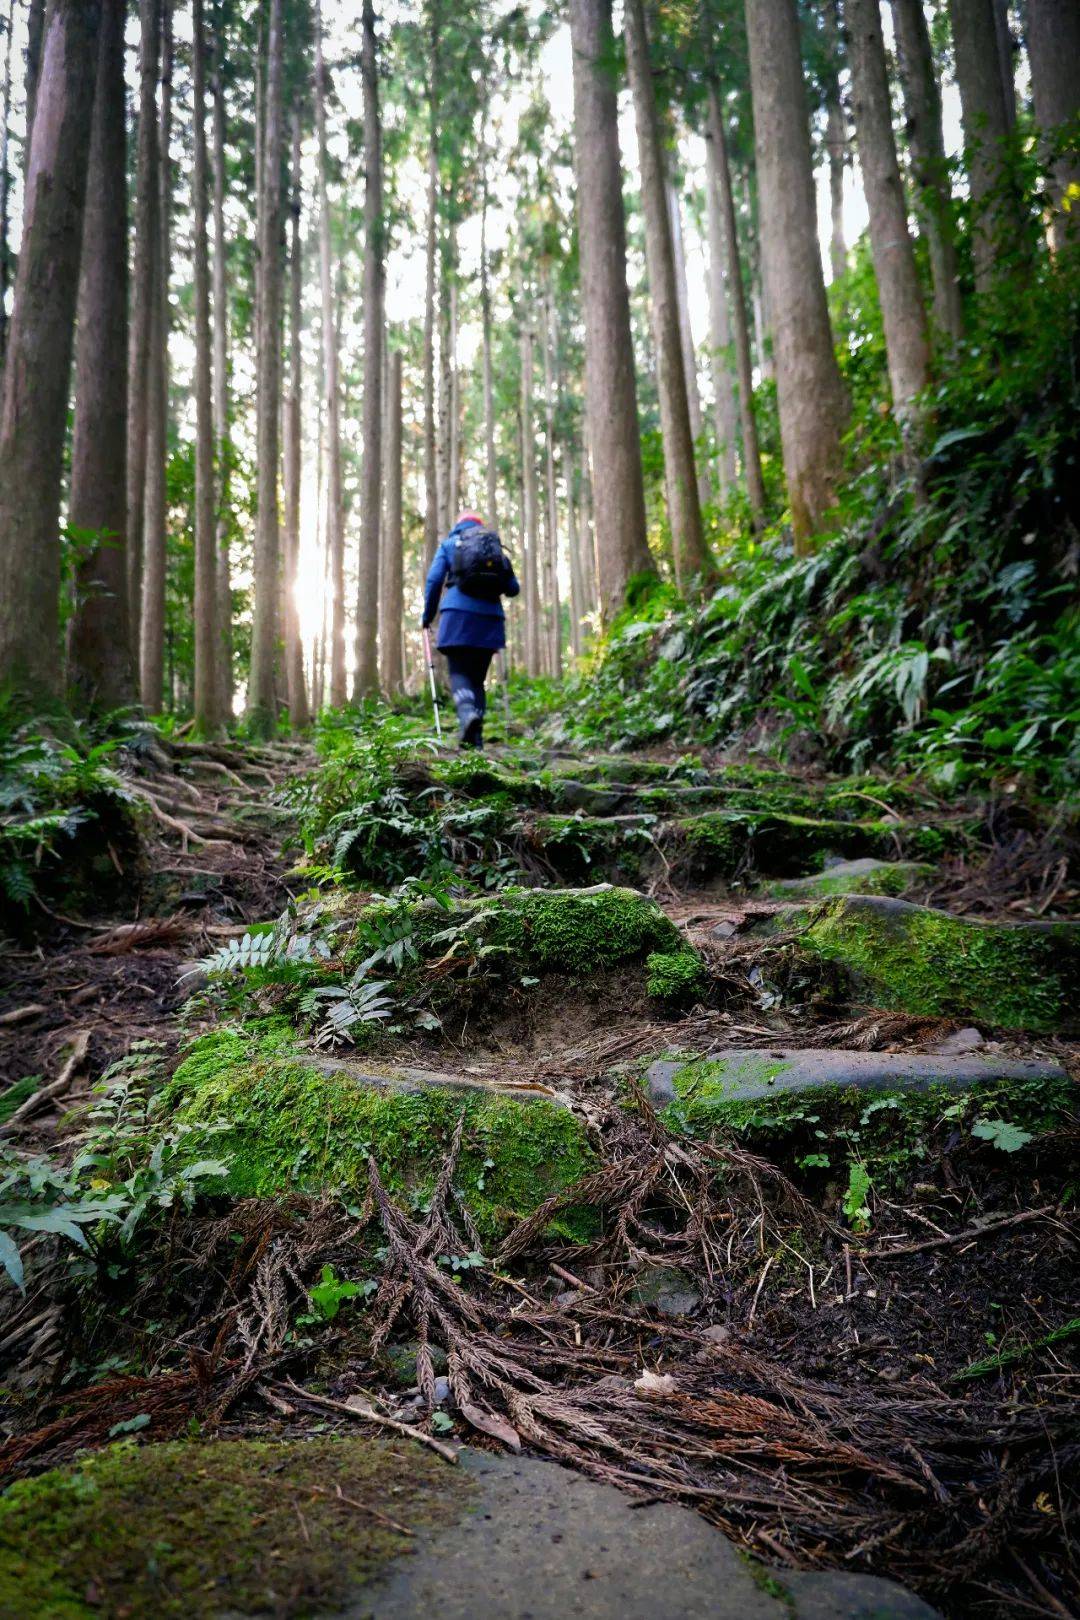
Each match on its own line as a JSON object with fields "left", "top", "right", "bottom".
{"left": 0, "top": 1231, "right": 24, "bottom": 1291}
{"left": 971, "top": 1117, "right": 1034, "bottom": 1153}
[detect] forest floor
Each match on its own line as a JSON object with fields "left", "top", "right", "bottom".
{"left": 0, "top": 724, "right": 1077, "bottom": 1620}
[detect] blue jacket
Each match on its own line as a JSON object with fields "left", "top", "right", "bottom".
{"left": 422, "top": 521, "right": 520, "bottom": 651}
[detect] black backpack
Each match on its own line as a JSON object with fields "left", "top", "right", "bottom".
{"left": 449, "top": 527, "right": 512, "bottom": 601}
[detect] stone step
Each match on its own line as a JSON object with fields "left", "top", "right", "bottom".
{"left": 763, "top": 856, "right": 934, "bottom": 900}
{"left": 646, "top": 1048, "right": 1068, "bottom": 1109}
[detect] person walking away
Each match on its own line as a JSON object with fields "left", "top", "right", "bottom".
{"left": 422, "top": 511, "right": 519, "bottom": 749}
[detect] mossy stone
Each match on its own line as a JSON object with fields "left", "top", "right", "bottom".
{"left": 0, "top": 1436, "right": 470, "bottom": 1619}
{"left": 167, "top": 1028, "right": 598, "bottom": 1242}
{"left": 645, "top": 948, "right": 708, "bottom": 1003}
{"left": 763, "top": 858, "right": 934, "bottom": 901}
{"left": 489, "top": 886, "right": 685, "bottom": 975}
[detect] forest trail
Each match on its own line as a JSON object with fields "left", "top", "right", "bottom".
{"left": 0, "top": 730, "right": 1076, "bottom": 1620}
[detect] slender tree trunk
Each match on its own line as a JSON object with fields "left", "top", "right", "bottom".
{"left": 890, "top": 0, "right": 963, "bottom": 340}
{"left": 847, "top": 0, "right": 931, "bottom": 441}
{"left": 703, "top": 116, "right": 738, "bottom": 497}
{"left": 1027, "top": 0, "right": 1080, "bottom": 250}
{"left": 707, "top": 83, "right": 767, "bottom": 523}
{"left": 67, "top": 0, "right": 133, "bottom": 712}
{"left": 354, "top": 0, "right": 382, "bottom": 698}
{"left": 520, "top": 308, "right": 541, "bottom": 676}
{"left": 422, "top": 15, "right": 439, "bottom": 566}
{"left": 247, "top": 0, "right": 283, "bottom": 734}
{"left": 948, "top": 0, "right": 1020, "bottom": 290}
{"left": 126, "top": 0, "right": 160, "bottom": 666}
{"left": 0, "top": 0, "right": 14, "bottom": 378}
{"left": 191, "top": 0, "right": 222, "bottom": 735}
{"left": 22, "top": 0, "right": 45, "bottom": 170}
{"left": 480, "top": 135, "right": 498, "bottom": 528}
{"left": 745, "top": 0, "right": 847, "bottom": 544}
{"left": 449, "top": 269, "right": 461, "bottom": 519}
{"left": 436, "top": 227, "right": 452, "bottom": 532}
{"left": 566, "top": 465, "right": 584, "bottom": 658}
{"left": 623, "top": 0, "right": 708, "bottom": 588}
{"left": 541, "top": 267, "right": 562, "bottom": 678}
{"left": 0, "top": 0, "right": 101, "bottom": 704}
{"left": 211, "top": 4, "right": 232, "bottom": 715}
{"left": 578, "top": 440, "right": 598, "bottom": 612}
{"left": 140, "top": 0, "right": 173, "bottom": 711}
{"left": 570, "top": 0, "right": 655, "bottom": 621}
{"left": 824, "top": 0, "right": 848, "bottom": 284}
{"left": 284, "top": 102, "right": 308, "bottom": 727}
{"left": 380, "top": 345, "right": 404, "bottom": 694}
{"left": 315, "top": 0, "right": 345, "bottom": 706}
{"left": 667, "top": 172, "right": 711, "bottom": 510}
{"left": 992, "top": 0, "right": 1016, "bottom": 130}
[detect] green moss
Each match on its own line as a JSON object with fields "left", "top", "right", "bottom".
{"left": 167, "top": 1029, "right": 598, "bottom": 1242}
{"left": 797, "top": 895, "right": 1080, "bottom": 1032}
{"left": 645, "top": 949, "right": 708, "bottom": 1003}
{"left": 490, "top": 886, "right": 683, "bottom": 975}
{"left": 0, "top": 1436, "right": 470, "bottom": 1619}
{"left": 762, "top": 860, "right": 933, "bottom": 901}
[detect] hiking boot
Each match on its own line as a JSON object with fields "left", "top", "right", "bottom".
{"left": 461, "top": 713, "right": 484, "bottom": 749}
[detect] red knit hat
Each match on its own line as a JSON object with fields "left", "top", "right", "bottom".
{"left": 456, "top": 511, "right": 483, "bottom": 527}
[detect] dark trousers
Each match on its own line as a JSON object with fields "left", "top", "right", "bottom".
{"left": 443, "top": 647, "right": 494, "bottom": 740}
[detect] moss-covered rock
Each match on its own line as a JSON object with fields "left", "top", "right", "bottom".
{"left": 167, "top": 1027, "right": 598, "bottom": 1241}
{"left": 763, "top": 858, "right": 934, "bottom": 901}
{"left": 674, "top": 809, "right": 963, "bottom": 880}
{"left": 0, "top": 1436, "right": 470, "bottom": 1619}
{"left": 487, "top": 885, "right": 685, "bottom": 974}
{"left": 794, "top": 895, "right": 1080, "bottom": 1032}
{"left": 645, "top": 948, "right": 708, "bottom": 1004}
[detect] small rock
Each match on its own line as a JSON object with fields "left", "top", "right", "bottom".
{"left": 630, "top": 1266, "right": 701, "bottom": 1318}
{"left": 384, "top": 1340, "right": 449, "bottom": 1388}
{"left": 711, "top": 920, "right": 738, "bottom": 939}
{"left": 634, "top": 1369, "right": 677, "bottom": 1396}
{"left": 433, "top": 1376, "right": 451, "bottom": 1406}
{"left": 700, "top": 1324, "right": 730, "bottom": 1346}
{"left": 929, "top": 1026, "right": 984, "bottom": 1055}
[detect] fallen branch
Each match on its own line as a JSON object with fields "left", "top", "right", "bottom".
{"left": 0, "top": 1030, "right": 90, "bottom": 1134}
{"left": 277, "top": 1379, "right": 460, "bottom": 1464}
{"left": 858, "top": 1205, "right": 1058, "bottom": 1259}
{"left": 0, "top": 1004, "right": 46, "bottom": 1027}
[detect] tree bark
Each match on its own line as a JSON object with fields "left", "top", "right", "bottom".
{"left": 126, "top": 0, "right": 160, "bottom": 667}
{"left": 22, "top": 0, "right": 45, "bottom": 170}
{"left": 847, "top": 0, "right": 931, "bottom": 440}
{"left": 436, "top": 226, "right": 453, "bottom": 533}
{"left": 823, "top": 0, "right": 848, "bottom": 285}
{"left": 1027, "top": 0, "right": 1080, "bottom": 250}
{"left": 0, "top": 0, "right": 15, "bottom": 378}
{"left": 480, "top": 131, "right": 498, "bottom": 529}
{"left": 380, "top": 345, "right": 404, "bottom": 694}
{"left": 520, "top": 304, "right": 542, "bottom": 677}
{"left": 314, "top": 0, "right": 345, "bottom": 706}
{"left": 247, "top": 0, "right": 283, "bottom": 735}
{"left": 992, "top": 0, "right": 1016, "bottom": 131}
{"left": 354, "top": 0, "right": 382, "bottom": 699}
{"left": 667, "top": 171, "right": 711, "bottom": 510}
{"left": 890, "top": 0, "right": 963, "bottom": 340}
{"left": 422, "top": 12, "right": 439, "bottom": 568}
{"left": 948, "top": 0, "right": 1019, "bottom": 291}
{"left": 566, "top": 462, "right": 585, "bottom": 657}
{"left": 190, "top": 0, "right": 222, "bottom": 735}
{"left": 139, "top": 0, "right": 173, "bottom": 712}
{"left": 623, "top": 0, "right": 708, "bottom": 588}
{"left": 0, "top": 0, "right": 101, "bottom": 705}
{"left": 706, "top": 83, "right": 767, "bottom": 524}
{"left": 541, "top": 267, "right": 562, "bottom": 678}
{"left": 211, "top": 3, "right": 232, "bottom": 715}
{"left": 745, "top": 0, "right": 847, "bottom": 545}
{"left": 284, "top": 102, "right": 308, "bottom": 727}
{"left": 703, "top": 104, "right": 738, "bottom": 498}
{"left": 568, "top": 0, "right": 653, "bottom": 619}
{"left": 67, "top": 0, "right": 133, "bottom": 712}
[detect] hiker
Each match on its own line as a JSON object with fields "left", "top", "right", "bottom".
{"left": 422, "top": 511, "right": 519, "bottom": 749}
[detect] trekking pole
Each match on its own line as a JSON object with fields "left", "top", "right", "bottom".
{"left": 423, "top": 628, "right": 443, "bottom": 741}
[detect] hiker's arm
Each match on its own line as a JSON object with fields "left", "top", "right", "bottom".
{"left": 504, "top": 564, "right": 521, "bottom": 599}
{"left": 422, "top": 546, "right": 448, "bottom": 627}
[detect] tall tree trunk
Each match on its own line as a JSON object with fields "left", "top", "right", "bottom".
{"left": 247, "top": 0, "right": 283, "bottom": 735}
{"left": 422, "top": 13, "right": 439, "bottom": 566}
{"left": 380, "top": 345, "right": 404, "bottom": 694}
{"left": 449, "top": 269, "right": 461, "bottom": 520}
{"left": 22, "top": 0, "right": 45, "bottom": 170}
{"left": 0, "top": 0, "right": 14, "bottom": 378}
{"left": 578, "top": 439, "right": 598, "bottom": 612}
{"left": 520, "top": 308, "right": 541, "bottom": 677}
{"left": 354, "top": 0, "right": 382, "bottom": 698}
{"left": 436, "top": 227, "right": 452, "bottom": 533}
{"left": 139, "top": 0, "right": 173, "bottom": 711}
{"left": 211, "top": 4, "right": 232, "bottom": 715}
{"left": 745, "top": 0, "right": 847, "bottom": 545}
{"left": 666, "top": 171, "right": 711, "bottom": 509}
{"left": 707, "top": 83, "right": 767, "bottom": 523}
{"left": 566, "top": 463, "right": 584, "bottom": 658}
{"left": 480, "top": 133, "right": 498, "bottom": 528}
{"left": 569, "top": 0, "right": 653, "bottom": 619}
{"left": 890, "top": 0, "right": 963, "bottom": 340}
{"left": 0, "top": 0, "right": 100, "bottom": 704}
{"left": 315, "top": 0, "right": 345, "bottom": 706}
{"left": 623, "top": 0, "right": 708, "bottom": 588}
{"left": 126, "top": 0, "right": 160, "bottom": 666}
{"left": 284, "top": 102, "right": 308, "bottom": 727}
{"left": 948, "top": 0, "right": 1019, "bottom": 291}
{"left": 1027, "top": 0, "right": 1080, "bottom": 250}
{"left": 847, "top": 0, "right": 931, "bottom": 441}
{"left": 67, "top": 0, "right": 133, "bottom": 711}
{"left": 191, "top": 0, "right": 222, "bottom": 734}
{"left": 992, "top": 0, "right": 1016, "bottom": 130}
{"left": 823, "top": 0, "right": 848, "bottom": 284}
{"left": 541, "top": 267, "right": 562, "bottom": 679}
{"left": 703, "top": 115, "right": 738, "bottom": 497}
